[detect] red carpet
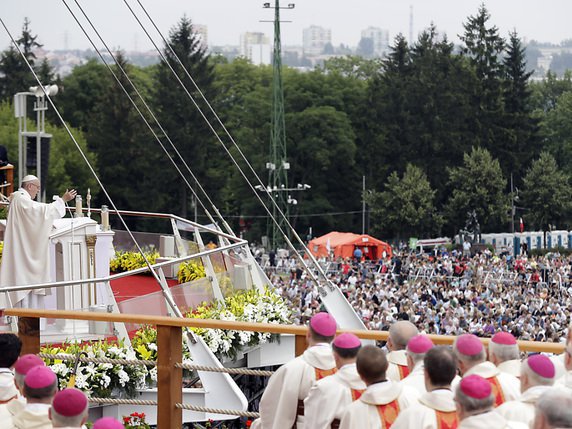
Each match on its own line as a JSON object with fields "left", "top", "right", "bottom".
{"left": 110, "top": 274, "right": 179, "bottom": 303}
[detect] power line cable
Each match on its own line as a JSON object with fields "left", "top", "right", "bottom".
{"left": 0, "top": 15, "right": 185, "bottom": 318}
{"left": 124, "top": 0, "right": 339, "bottom": 294}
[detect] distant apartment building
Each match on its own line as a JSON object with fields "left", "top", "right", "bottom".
{"left": 240, "top": 32, "right": 271, "bottom": 65}
{"left": 360, "top": 26, "right": 390, "bottom": 57}
{"left": 303, "top": 25, "right": 332, "bottom": 56}
{"left": 194, "top": 24, "right": 208, "bottom": 49}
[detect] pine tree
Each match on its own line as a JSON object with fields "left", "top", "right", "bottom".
{"left": 501, "top": 31, "right": 539, "bottom": 178}
{"left": 360, "top": 34, "right": 411, "bottom": 189}
{"left": 0, "top": 18, "right": 42, "bottom": 101}
{"left": 89, "top": 52, "right": 164, "bottom": 224}
{"left": 154, "top": 16, "right": 216, "bottom": 218}
{"left": 459, "top": 4, "right": 505, "bottom": 152}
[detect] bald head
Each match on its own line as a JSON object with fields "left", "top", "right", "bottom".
{"left": 388, "top": 321, "right": 418, "bottom": 350}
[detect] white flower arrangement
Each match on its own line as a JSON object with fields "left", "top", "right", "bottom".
{"left": 42, "top": 341, "right": 147, "bottom": 398}
{"left": 41, "top": 286, "right": 291, "bottom": 397}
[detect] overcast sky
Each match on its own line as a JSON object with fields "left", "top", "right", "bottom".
{"left": 1, "top": 0, "right": 571, "bottom": 52}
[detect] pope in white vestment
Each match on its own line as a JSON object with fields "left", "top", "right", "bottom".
{"left": 303, "top": 362, "right": 366, "bottom": 429}
{"left": 0, "top": 176, "right": 76, "bottom": 309}
{"left": 392, "top": 389, "right": 457, "bottom": 429}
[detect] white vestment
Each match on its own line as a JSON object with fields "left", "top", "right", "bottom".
{"left": 10, "top": 403, "right": 52, "bottom": 429}
{"left": 0, "top": 189, "right": 65, "bottom": 308}
{"left": 339, "top": 380, "right": 419, "bottom": 429}
{"left": 464, "top": 361, "right": 520, "bottom": 405}
{"left": 555, "top": 370, "right": 572, "bottom": 390}
{"left": 399, "top": 361, "right": 426, "bottom": 395}
{"left": 303, "top": 363, "right": 366, "bottom": 429}
{"left": 496, "top": 385, "right": 553, "bottom": 427}
{"left": 0, "top": 370, "right": 19, "bottom": 424}
{"left": 392, "top": 389, "right": 457, "bottom": 429}
{"left": 387, "top": 350, "right": 409, "bottom": 382}
{"left": 551, "top": 354, "right": 567, "bottom": 380}
{"left": 496, "top": 360, "right": 521, "bottom": 378}
{"left": 458, "top": 410, "right": 528, "bottom": 429}
{"left": 251, "top": 343, "right": 336, "bottom": 429}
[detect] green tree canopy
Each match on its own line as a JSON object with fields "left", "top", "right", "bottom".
{"left": 521, "top": 152, "right": 571, "bottom": 238}
{"left": 445, "top": 146, "right": 508, "bottom": 233}
{"left": 366, "top": 164, "right": 441, "bottom": 239}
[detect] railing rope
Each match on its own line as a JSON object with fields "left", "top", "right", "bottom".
{"left": 37, "top": 353, "right": 275, "bottom": 377}
{"left": 88, "top": 398, "right": 261, "bottom": 419}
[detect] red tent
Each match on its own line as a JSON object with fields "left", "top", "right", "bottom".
{"left": 308, "top": 231, "right": 392, "bottom": 260}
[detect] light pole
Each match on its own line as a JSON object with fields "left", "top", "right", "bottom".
{"left": 261, "top": 0, "right": 295, "bottom": 250}
{"left": 14, "top": 84, "right": 58, "bottom": 202}
{"left": 255, "top": 182, "right": 310, "bottom": 247}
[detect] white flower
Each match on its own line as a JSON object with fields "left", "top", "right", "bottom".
{"left": 148, "top": 343, "right": 157, "bottom": 351}
{"left": 74, "top": 373, "right": 88, "bottom": 389}
{"left": 117, "top": 369, "right": 130, "bottom": 387}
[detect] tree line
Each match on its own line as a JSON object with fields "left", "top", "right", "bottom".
{"left": 1, "top": 6, "right": 572, "bottom": 243}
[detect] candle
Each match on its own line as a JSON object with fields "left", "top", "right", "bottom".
{"left": 86, "top": 188, "right": 92, "bottom": 218}
{"left": 101, "top": 205, "right": 109, "bottom": 231}
{"left": 75, "top": 195, "right": 83, "bottom": 217}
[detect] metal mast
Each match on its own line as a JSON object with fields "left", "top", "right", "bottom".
{"left": 263, "top": 1, "right": 294, "bottom": 249}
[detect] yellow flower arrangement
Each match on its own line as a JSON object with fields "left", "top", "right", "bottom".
{"left": 109, "top": 248, "right": 160, "bottom": 273}
{"left": 177, "top": 259, "right": 206, "bottom": 283}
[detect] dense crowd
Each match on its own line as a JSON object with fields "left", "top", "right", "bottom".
{"left": 265, "top": 247, "right": 572, "bottom": 343}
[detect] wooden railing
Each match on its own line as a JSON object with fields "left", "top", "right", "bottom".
{"left": 5, "top": 308, "right": 566, "bottom": 428}
{"left": 0, "top": 163, "right": 14, "bottom": 196}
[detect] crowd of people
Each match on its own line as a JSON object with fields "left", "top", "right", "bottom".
{"left": 267, "top": 248, "right": 572, "bottom": 344}
{"left": 0, "top": 333, "right": 124, "bottom": 429}
{"left": 252, "top": 315, "right": 572, "bottom": 429}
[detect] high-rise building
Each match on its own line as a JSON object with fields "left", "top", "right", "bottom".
{"left": 240, "top": 32, "right": 271, "bottom": 65}
{"left": 303, "top": 25, "right": 332, "bottom": 56}
{"left": 360, "top": 26, "right": 390, "bottom": 57}
{"left": 194, "top": 24, "right": 208, "bottom": 49}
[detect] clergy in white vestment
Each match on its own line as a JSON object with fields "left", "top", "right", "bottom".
{"left": 10, "top": 366, "right": 57, "bottom": 429}
{"left": 304, "top": 333, "right": 366, "bottom": 429}
{"left": 0, "top": 175, "right": 76, "bottom": 309}
{"left": 531, "top": 389, "right": 572, "bottom": 429}
{"left": 489, "top": 332, "right": 521, "bottom": 379}
{"left": 453, "top": 334, "right": 520, "bottom": 407}
{"left": 5, "top": 353, "right": 46, "bottom": 424}
{"left": 393, "top": 346, "right": 459, "bottom": 429}
{"left": 455, "top": 375, "right": 527, "bottom": 429}
{"left": 339, "top": 345, "right": 419, "bottom": 429}
{"left": 400, "top": 334, "right": 434, "bottom": 395}
{"left": 50, "top": 388, "right": 89, "bottom": 428}
{"left": 386, "top": 320, "right": 419, "bottom": 382}
{"left": 0, "top": 334, "right": 21, "bottom": 423}
{"left": 251, "top": 312, "right": 338, "bottom": 429}
{"left": 497, "top": 354, "right": 556, "bottom": 427}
